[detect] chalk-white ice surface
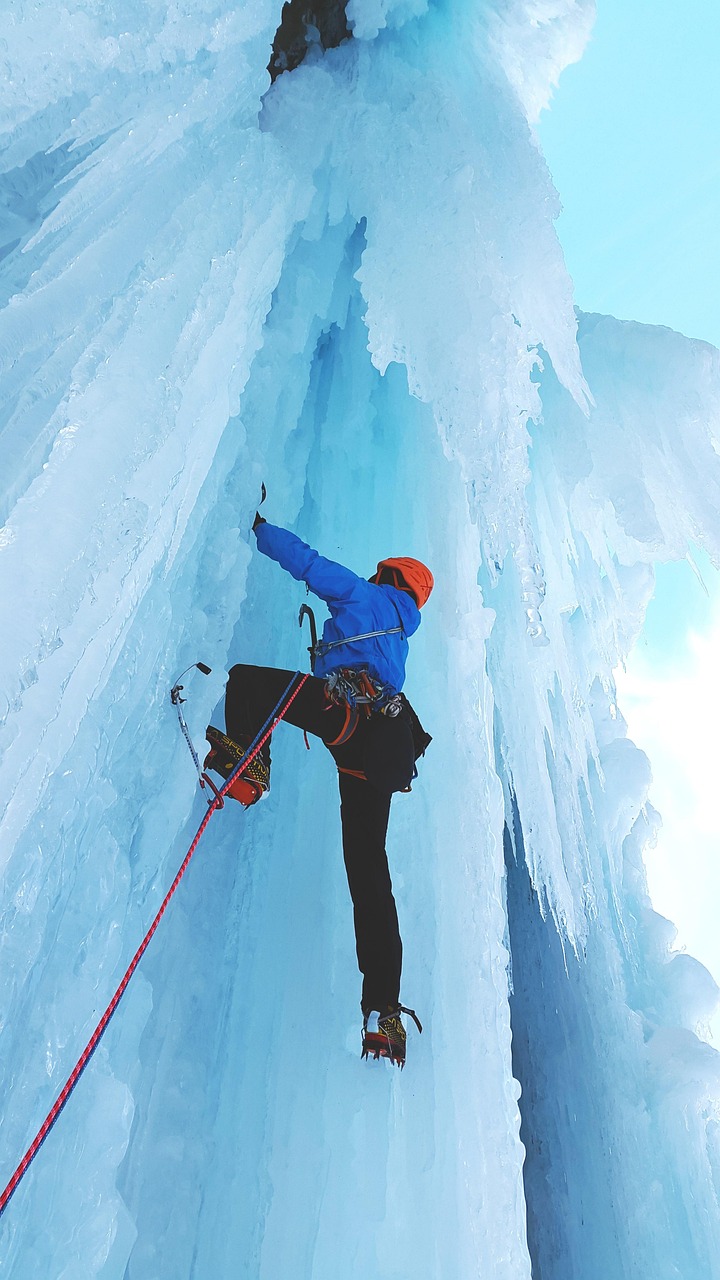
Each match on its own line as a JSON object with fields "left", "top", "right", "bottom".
{"left": 1, "top": 2, "right": 719, "bottom": 1277}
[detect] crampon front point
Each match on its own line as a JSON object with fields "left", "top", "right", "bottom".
{"left": 362, "top": 1029, "right": 406, "bottom": 1068}
{"left": 361, "top": 1006, "right": 422, "bottom": 1069}
{"left": 203, "top": 725, "right": 270, "bottom": 806}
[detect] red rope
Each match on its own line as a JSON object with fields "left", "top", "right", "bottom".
{"left": 0, "top": 673, "right": 310, "bottom": 1218}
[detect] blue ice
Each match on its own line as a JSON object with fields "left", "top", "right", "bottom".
{"left": 1, "top": 3, "right": 719, "bottom": 1277}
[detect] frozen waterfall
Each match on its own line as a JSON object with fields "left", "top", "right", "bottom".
{"left": 1, "top": 2, "right": 719, "bottom": 1277}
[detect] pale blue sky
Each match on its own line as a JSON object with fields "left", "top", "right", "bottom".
{"left": 537, "top": 1, "right": 720, "bottom": 1029}
{"left": 538, "top": 0, "right": 720, "bottom": 671}
{"left": 539, "top": 0, "right": 720, "bottom": 349}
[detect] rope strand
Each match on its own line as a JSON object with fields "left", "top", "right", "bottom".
{"left": 0, "top": 671, "right": 309, "bottom": 1220}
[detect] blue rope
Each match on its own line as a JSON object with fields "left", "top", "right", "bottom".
{"left": 223, "top": 671, "right": 304, "bottom": 788}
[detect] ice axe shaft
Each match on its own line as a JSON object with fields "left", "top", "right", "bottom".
{"left": 298, "top": 604, "right": 318, "bottom": 673}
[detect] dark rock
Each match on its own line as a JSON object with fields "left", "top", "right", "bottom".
{"left": 268, "top": 0, "right": 351, "bottom": 82}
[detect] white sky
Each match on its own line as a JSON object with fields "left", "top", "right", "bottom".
{"left": 616, "top": 570, "right": 720, "bottom": 1040}
{"left": 538, "top": 2, "right": 720, "bottom": 1037}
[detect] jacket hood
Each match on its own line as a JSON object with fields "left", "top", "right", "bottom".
{"left": 381, "top": 584, "right": 421, "bottom": 638}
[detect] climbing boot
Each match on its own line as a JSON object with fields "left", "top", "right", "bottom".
{"left": 204, "top": 726, "right": 270, "bottom": 806}
{"left": 361, "top": 1005, "right": 422, "bottom": 1068}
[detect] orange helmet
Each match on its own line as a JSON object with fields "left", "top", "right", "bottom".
{"left": 370, "top": 557, "right": 434, "bottom": 608}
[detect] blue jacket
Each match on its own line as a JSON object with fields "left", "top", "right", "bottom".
{"left": 255, "top": 523, "right": 421, "bottom": 692}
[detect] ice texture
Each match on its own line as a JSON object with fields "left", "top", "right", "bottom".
{"left": 1, "top": 2, "right": 719, "bottom": 1278}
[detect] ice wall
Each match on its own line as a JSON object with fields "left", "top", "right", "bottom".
{"left": 502, "top": 314, "right": 720, "bottom": 1279}
{"left": 1, "top": 2, "right": 719, "bottom": 1278}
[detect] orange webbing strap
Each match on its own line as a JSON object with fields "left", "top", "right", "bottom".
{"left": 337, "top": 767, "right": 368, "bottom": 781}
{"left": 325, "top": 702, "right": 359, "bottom": 747}
{"left": 359, "top": 672, "right": 379, "bottom": 700}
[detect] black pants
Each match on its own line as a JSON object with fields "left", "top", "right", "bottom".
{"left": 225, "top": 664, "right": 414, "bottom": 1013}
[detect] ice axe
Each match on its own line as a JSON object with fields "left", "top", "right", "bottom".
{"left": 298, "top": 603, "right": 318, "bottom": 673}
{"left": 252, "top": 482, "right": 267, "bottom": 531}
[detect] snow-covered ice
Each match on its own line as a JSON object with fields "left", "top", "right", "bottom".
{"left": 1, "top": 2, "right": 719, "bottom": 1277}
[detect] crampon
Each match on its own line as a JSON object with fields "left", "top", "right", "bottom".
{"left": 361, "top": 1006, "right": 422, "bottom": 1069}
{"left": 203, "top": 726, "right": 269, "bottom": 806}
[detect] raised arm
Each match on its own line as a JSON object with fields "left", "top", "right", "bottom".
{"left": 255, "top": 522, "right": 367, "bottom": 604}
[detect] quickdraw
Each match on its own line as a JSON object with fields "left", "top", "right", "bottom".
{"left": 324, "top": 667, "right": 403, "bottom": 718}
{"left": 171, "top": 662, "right": 212, "bottom": 788}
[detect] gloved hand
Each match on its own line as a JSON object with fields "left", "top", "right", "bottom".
{"left": 252, "top": 511, "right": 266, "bottom": 532}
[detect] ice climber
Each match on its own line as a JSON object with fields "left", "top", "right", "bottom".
{"left": 205, "top": 514, "right": 433, "bottom": 1067}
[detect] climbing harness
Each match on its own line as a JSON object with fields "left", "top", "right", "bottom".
{"left": 325, "top": 667, "right": 403, "bottom": 718}
{"left": 298, "top": 607, "right": 404, "bottom": 722}
{"left": 0, "top": 669, "right": 309, "bottom": 1222}
{"left": 325, "top": 668, "right": 406, "bottom": 784}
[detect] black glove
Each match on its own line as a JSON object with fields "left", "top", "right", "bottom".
{"left": 252, "top": 511, "right": 266, "bottom": 532}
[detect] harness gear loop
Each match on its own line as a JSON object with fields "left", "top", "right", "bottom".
{"left": 325, "top": 700, "right": 360, "bottom": 747}
{"left": 324, "top": 667, "right": 402, "bottom": 717}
